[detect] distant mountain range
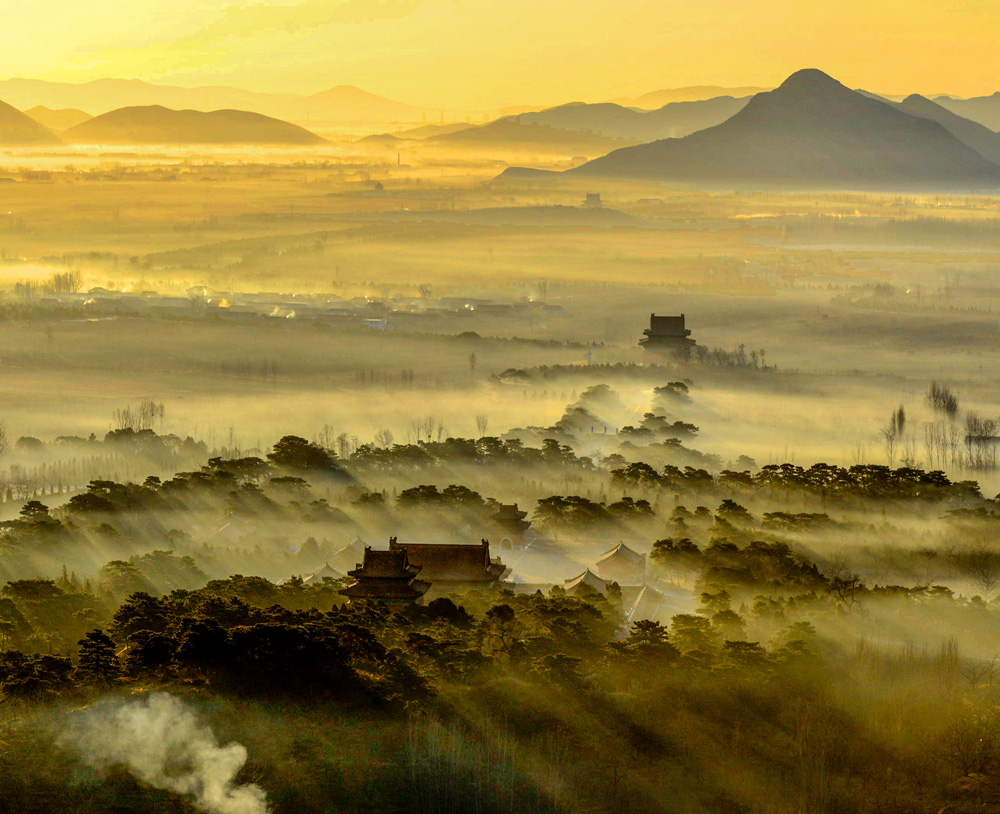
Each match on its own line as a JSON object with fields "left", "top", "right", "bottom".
{"left": 24, "top": 106, "right": 91, "bottom": 131}
{"left": 0, "top": 100, "right": 61, "bottom": 145}
{"left": 516, "top": 96, "right": 750, "bottom": 141}
{"left": 934, "top": 93, "right": 1000, "bottom": 132}
{"left": 502, "top": 70, "right": 1000, "bottom": 190}
{"left": 0, "top": 78, "right": 424, "bottom": 125}
{"left": 63, "top": 106, "right": 327, "bottom": 145}
{"left": 893, "top": 94, "right": 1000, "bottom": 165}
{"left": 426, "top": 117, "right": 630, "bottom": 153}
{"left": 608, "top": 85, "right": 770, "bottom": 109}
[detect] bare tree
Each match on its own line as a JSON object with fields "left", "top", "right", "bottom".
{"left": 475, "top": 414, "right": 489, "bottom": 437}
{"left": 373, "top": 428, "right": 394, "bottom": 448}
{"left": 879, "top": 425, "right": 898, "bottom": 468}
{"left": 927, "top": 381, "right": 959, "bottom": 419}
{"left": 0, "top": 421, "right": 10, "bottom": 460}
{"left": 879, "top": 405, "right": 907, "bottom": 467}
{"left": 962, "top": 542, "right": 1000, "bottom": 600}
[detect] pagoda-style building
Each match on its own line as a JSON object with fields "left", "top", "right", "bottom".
{"left": 389, "top": 538, "right": 509, "bottom": 594}
{"left": 338, "top": 545, "right": 430, "bottom": 608}
{"left": 640, "top": 313, "right": 695, "bottom": 355}
{"left": 489, "top": 503, "right": 531, "bottom": 552}
{"left": 564, "top": 569, "right": 611, "bottom": 597}
{"left": 595, "top": 543, "right": 646, "bottom": 586}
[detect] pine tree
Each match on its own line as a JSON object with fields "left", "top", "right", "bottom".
{"left": 76, "top": 630, "right": 121, "bottom": 685}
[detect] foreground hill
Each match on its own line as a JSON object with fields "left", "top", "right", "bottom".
{"left": 518, "top": 95, "right": 750, "bottom": 141}
{"left": 556, "top": 69, "right": 1000, "bottom": 190}
{"left": 894, "top": 94, "right": 1000, "bottom": 165}
{"left": 0, "top": 99, "right": 61, "bottom": 145}
{"left": 63, "top": 106, "right": 327, "bottom": 145}
{"left": 24, "top": 106, "right": 91, "bottom": 131}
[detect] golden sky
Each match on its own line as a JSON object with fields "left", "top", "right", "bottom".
{"left": 2, "top": 0, "right": 997, "bottom": 108}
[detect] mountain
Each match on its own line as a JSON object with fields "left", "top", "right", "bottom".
{"left": 0, "top": 78, "right": 425, "bottom": 125}
{"left": 297, "top": 85, "right": 420, "bottom": 124}
{"left": 555, "top": 69, "right": 1000, "bottom": 190}
{"left": 63, "top": 106, "right": 327, "bottom": 145}
{"left": 395, "top": 122, "right": 474, "bottom": 139}
{"left": 609, "top": 85, "right": 769, "bottom": 109}
{"left": 0, "top": 99, "right": 61, "bottom": 145}
{"left": 429, "top": 117, "right": 630, "bottom": 153}
{"left": 24, "top": 106, "right": 91, "bottom": 131}
{"left": 894, "top": 94, "right": 1000, "bottom": 165}
{"left": 518, "top": 96, "right": 750, "bottom": 141}
{"left": 934, "top": 93, "right": 1000, "bottom": 132}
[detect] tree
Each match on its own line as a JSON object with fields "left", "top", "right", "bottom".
{"left": 18, "top": 501, "right": 51, "bottom": 522}
{"left": 76, "top": 629, "right": 121, "bottom": 685}
{"left": 267, "top": 435, "right": 341, "bottom": 473}
{"left": 482, "top": 604, "right": 516, "bottom": 658}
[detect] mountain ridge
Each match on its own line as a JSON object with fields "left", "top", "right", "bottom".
{"left": 548, "top": 69, "right": 1000, "bottom": 190}
{"left": 63, "top": 105, "right": 327, "bottom": 145}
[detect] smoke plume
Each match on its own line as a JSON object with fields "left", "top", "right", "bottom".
{"left": 59, "top": 692, "right": 268, "bottom": 814}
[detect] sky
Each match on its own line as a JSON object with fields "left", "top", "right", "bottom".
{"left": 0, "top": 0, "right": 997, "bottom": 109}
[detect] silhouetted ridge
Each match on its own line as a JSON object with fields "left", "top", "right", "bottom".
{"left": 0, "top": 99, "right": 61, "bottom": 146}
{"left": 64, "top": 106, "right": 327, "bottom": 145}
{"left": 552, "top": 69, "right": 1000, "bottom": 190}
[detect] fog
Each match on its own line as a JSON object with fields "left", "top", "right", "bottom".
{"left": 1, "top": 138, "right": 1000, "bottom": 812}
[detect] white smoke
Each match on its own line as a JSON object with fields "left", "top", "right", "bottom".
{"left": 58, "top": 692, "right": 269, "bottom": 814}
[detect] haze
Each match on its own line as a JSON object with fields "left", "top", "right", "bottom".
{"left": 0, "top": 6, "right": 1000, "bottom": 814}
{"left": 3, "top": 0, "right": 998, "bottom": 108}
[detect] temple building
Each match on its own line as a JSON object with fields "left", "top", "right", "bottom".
{"left": 329, "top": 536, "right": 368, "bottom": 574}
{"left": 595, "top": 543, "right": 646, "bottom": 586}
{"left": 489, "top": 503, "right": 532, "bottom": 552}
{"left": 389, "top": 538, "right": 509, "bottom": 594}
{"left": 564, "top": 569, "right": 611, "bottom": 597}
{"left": 303, "top": 563, "right": 343, "bottom": 586}
{"left": 639, "top": 313, "right": 696, "bottom": 354}
{"left": 338, "top": 545, "right": 430, "bottom": 608}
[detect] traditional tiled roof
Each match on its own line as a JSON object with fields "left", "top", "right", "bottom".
{"left": 564, "top": 569, "right": 609, "bottom": 595}
{"left": 595, "top": 543, "right": 645, "bottom": 566}
{"left": 492, "top": 503, "right": 531, "bottom": 532}
{"left": 304, "top": 563, "right": 343, "bottom": 585}
{"left": 347, "top": 547, "right": 420, "bottom": 579}
{"left": 389, "top": 538, "right": 508, "bottom": 583}
{"left": 339, "top": 546, "right": 428, "bottom": 603}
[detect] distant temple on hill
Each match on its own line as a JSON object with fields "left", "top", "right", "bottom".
{"left": 389, "top": 538, "right": 509, "bottom": 595}
{"left": 639, "top": 313, "right": 696, "bottom": 355}
{"left": 339, "top": 545, "right": 430, "bottom": 608}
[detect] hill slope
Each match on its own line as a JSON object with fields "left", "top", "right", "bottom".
{"left": 429, "top": 117, "right": 630, "bottom": 153}
{"left": 24, "top": 106, "right": 91, "bottom": 131}
{"left": 518, "top": 96, "right": 750, "bottom": 141}
{"left": 0, "top": 99, "right": 61, "bottom": 145}
{"left": 63, "top": 106, "right": 327, "bottom": 145}
{"left": 934, "top": 92, "right": 1000, "bottom": 131}
{"left": 894, "top": 94, "right": 1000, "bottom": 165}
{"left": 609, "top": 85, "right": 769, "bottom": 108}
{"left": 562, "top": 69, "right": 1000, "bottom": 190}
